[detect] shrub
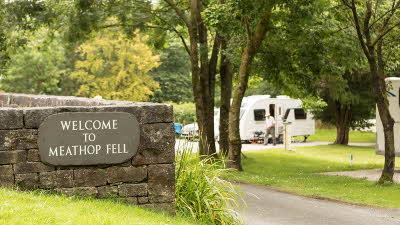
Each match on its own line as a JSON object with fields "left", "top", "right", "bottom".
{"left": 71, "top": 28, "right": 160, "bottom": 102}
{"left": 175, "top": 143, "right": 242, "bottom": 225}
{"left": 172, "top": 102, "right": 196, "bottom": 125}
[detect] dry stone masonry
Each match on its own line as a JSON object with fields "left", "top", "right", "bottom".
{"left": 0, "top": 93, "right": 175, "bottom": 212}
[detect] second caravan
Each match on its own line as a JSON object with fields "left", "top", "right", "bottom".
{"left": 214, "top": 95, "right": 315, "bottom": 142}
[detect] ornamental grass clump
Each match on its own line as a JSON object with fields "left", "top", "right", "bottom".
{"left": 175, "top": 143, "right": 242, "bottom": 225}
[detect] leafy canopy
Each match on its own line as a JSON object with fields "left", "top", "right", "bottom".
{"left": 150, "top": 42, "right": 193, "bottom": 103}
{"left": 0, "top": 27, "right": 66, "bottom": 95}
{"left": 71, "top": 27, "right": 160, "bottom": 102}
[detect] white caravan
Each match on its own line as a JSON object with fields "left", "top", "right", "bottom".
{"left": 376, "top": 77, "right": 400, "bottom": 155}
{"left": 215, "top": 95, "right": 315, "bottom": 142}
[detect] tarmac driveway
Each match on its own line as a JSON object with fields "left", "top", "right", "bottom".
{"left": 237, "top": 183, "right": 400, "bottom": 225}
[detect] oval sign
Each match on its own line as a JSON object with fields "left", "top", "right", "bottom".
{"left": 38, "top": 112, "right": 140, "bottom": 166}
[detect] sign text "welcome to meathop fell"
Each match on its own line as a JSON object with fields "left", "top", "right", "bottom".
{"left": 38, "top": 112, "right": 140, "bottom": 166}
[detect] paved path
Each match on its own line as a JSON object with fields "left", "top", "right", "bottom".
{"left": 323, "top": 169, "right": 400, "bottom": 183}
{"left": 238, "top": 183, "right": 400, "bottom": 225}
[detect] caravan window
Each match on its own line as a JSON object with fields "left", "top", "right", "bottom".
{"left": 294, "top": 108, "right": 307, "bottom": 119}
{"left": 254, "top": 109, "right": 266, "bottom": 121}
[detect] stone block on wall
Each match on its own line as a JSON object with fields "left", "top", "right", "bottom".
{"left": 0, "top": 150, "right": 26, "bottom": 164}
{"left": 148, "top": 164, "right": 175, "bottom": 203}
{"left": 106, "top": 166, "right": 147, "bottom": 184}
{"left": 0, "top": 165, "right": 14, "bottom": 186}
{"left": 97, "top": 185, "right": 119, "bottom": 198}
{"left": 0, "top": 130, "right": 38, "bottom": 150}
{"left": 132, "top": 123, "right": 175, "bottom": 166}
{"left": 118, "top": 183, "right": 148, "bottom": 197}
{"left": 0, "top": 108, "right": 23, "bottom": 129}
{"left": 39, "top": 170, "right": 74, "bottom": 189}
{"left": 14, "top": 162, "right": 55, "bottom": 174}
{"left": 27, "top": 149, "right": 40, "bottom": 162}
{"left": 74, "top": 169, "right": 107, "bottom": 187}
{"left": 15, "top": 173, "right": 39, "bottom": 189}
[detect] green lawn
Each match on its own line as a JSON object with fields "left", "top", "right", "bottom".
{"left": 297, "top": 129, "right": 376, "bottom": 143}
{"left": 225, "top": 145, "right": 400, "bottom": 208}
{"left": 0, "top": 188, "right": 198, "bottom": 225}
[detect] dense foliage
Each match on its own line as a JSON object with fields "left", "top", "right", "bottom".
{"left": 1, "top": 28, "right": 66, "bottom": 95}
{"left": 0, "top": 0, "right": 190, "bottom": 103}
{"left": 151, "top": 44, "right": 193, "bottom": 103}
{"left": 71, "top": 28, "right": 160, "bottom": 101}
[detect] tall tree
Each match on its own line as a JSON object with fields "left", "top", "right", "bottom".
{"left": 160, "top": 0, "right": 220, "bottom": 156}
{"left": 201, "top": 0, "right": 235, "bottom": 157}
{"left": 316, "top": 71, "right": 375, "bottom": 145}
{"left": 339, "top": 0, "right": 400, "bottom": 183}
{"left": 228, "top": 1, "right": 276, "bottom": 170}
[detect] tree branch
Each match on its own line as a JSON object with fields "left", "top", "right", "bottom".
{"left": 147, "top": 25, "right": 191, "bottom": 56}
{"left": 172, "top": 27, "right": 191, "bottom": 56}
{"left": 368, "top": 1, "right": 400, "bottom": 29}
{"left": 364, "top": 0, "right": 373, "bottom": 45}
{"left": 381, "top": 0, "right": 400, "bottom": 28}
{"left": 148, "top": 12, "right": 191, "bottom": 56}
{"left": 347, "top": 0, "right": 370, "bottom": 56}
{"left": 370, "top": 0, "right": 400, "bottom": 46}
{"left": 251, "top": 9, "right": 273, "bottom": 49}
{"left": 372, "top": 20, "right": 400, "bottom": 46}
{"left": 163, "top": 0, "right": 190, "bottom": 27}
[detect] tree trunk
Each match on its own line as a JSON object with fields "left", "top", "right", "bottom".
{"left": 228, "top": 9, "right": 273, "bottom": 170}
{"left": 228, "top": 47, "right": 250, "bottom": 170}
{"left": 188, "top": 0, "right": 218, "bottom": 156}
{"left": 164, "top": 0, "right": 222, "bottom": 156}
{"left": 219, "top": 39, "right": 232, "bottom": 157}
{"left": 334, "top": 102, "right": 351, "bottom": 145}
{"left": 376, "top": 83, "right": 395, "bottom": 183}
{"left": 335, "top": 125, "right": 349, "bottom": 145}
{"left": 375, "top": 42, "right": 395, "bottom": 183}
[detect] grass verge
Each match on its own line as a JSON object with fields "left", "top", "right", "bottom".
{"left": 295, "top": 129, "right": 375, "bottom": 143}
{"left": 0, "top": 188, "right": 198, "bottom": 225}
{"left": 224, "top": 145, "right": 400, "bottom": 208}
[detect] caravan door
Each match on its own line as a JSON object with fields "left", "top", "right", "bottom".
{"left": 269, "top": 103, "right": 283, "bottom": 137}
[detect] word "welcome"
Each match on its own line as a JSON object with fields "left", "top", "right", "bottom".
{"left": 60, "top": 120, "right": 118, "bottom": 131}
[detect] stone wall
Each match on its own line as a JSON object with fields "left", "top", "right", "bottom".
{"left": 0, "top": 93, "right": 175, "bottom": 212}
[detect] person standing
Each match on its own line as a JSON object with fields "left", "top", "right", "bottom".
{"left": 264, "top": 115, "right": 276, "bottom": 145}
